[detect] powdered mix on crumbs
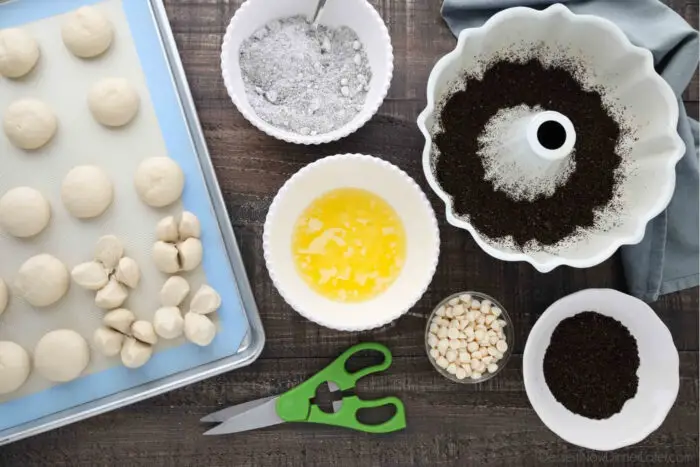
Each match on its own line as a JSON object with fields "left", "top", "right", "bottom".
{"left": 239, "top": 16, "right": 372, "bottom": 136}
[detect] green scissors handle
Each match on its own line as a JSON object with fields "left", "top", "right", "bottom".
{"left": 276, "top": 342, "right": 406, "bottom": 433}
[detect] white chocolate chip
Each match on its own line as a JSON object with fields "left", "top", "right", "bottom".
{"left": 437, "top": 327, "right": 448, "bottom": 339}
{"left": 429, "top": 348, "right": 439, "bottom": 360}
{"left": 471, "top": 372, "right": 482, "bottom": 380}
{"left": 459, "top": 293, "right": 471, "bottom": 304}
{"left": 491, "top": 307, "right": 502, "bottom": 317}
{"left": 467, "top": 341, "right": 479, "bottom": 353}
{"left": 456, "top": 367, "right": 467, "bottom": 380}
{"left": 429, "top": 323, "right": 438, "bottom": 334}
{"left": 496, "top": 340, "right": 508, "bottom": 353}
{"left": 446, "top": 350, "right": 457, "bottom": 363}
{"left": 487, "top": 363, "right": 498, "bottom": 374}
{"left": 448, "top": 327, "right": 460, "bottom": 339}
{"left": 436, "top": 356, "right": 448, "bottom": 369}
{"left": 449, "top": 339, "right": 460, "bottom": 350}
{"left": 452, "top": 304, "right": 464, "bottom": 316}
{"left": 458, "top": 351, "right": 470, "bottom": 363}
{"left": 428, "top": 334, "right": 438, "bottom": 348}
{"left": 436, "top": 306, "right": 445, "bottom": 317}
{"left": 480, "top": 300, "right": 492, "bottom": 314}
{"left": 449, "top": 319, "right": 460, "bottom": 329}
{"left": 448, "top": 297, "right": 459, "bottom": 306}
{"left": 446, "top": 363, "right": 457, "bottom": 375}
{"left": 437, "top": 339, "right": 449, "bottom": 354}
{"left": 470, "top": 300, "right": 481, "bottom": 310}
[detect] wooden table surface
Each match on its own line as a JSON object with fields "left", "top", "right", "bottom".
{"left": 2, "top": 1, "right": 698, "bottom": 465}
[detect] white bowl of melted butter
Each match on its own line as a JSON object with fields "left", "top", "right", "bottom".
{"left": 263, "top": 154, "right": 440, "bottom": 331}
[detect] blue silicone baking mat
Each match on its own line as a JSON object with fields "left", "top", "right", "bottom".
{"left": 0, "top": 0, "right": 249, "bottom": 431}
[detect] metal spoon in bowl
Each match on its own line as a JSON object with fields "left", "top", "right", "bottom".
{"left": 311, "top": 0, "right": 328, "bottom": 27}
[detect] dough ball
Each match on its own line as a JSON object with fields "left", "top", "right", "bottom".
{"left": 16, "top": 254, "right": 69, "bottom": 307}
{"left": 61, "top": 165, "right": 113, "bottom": 219}
{"left": 61, "top": 6, "right": 113, "bottom": 58}
{"left": 103, "top": 308, "right": 135, "bottom": 334}
{"left": 93, "top": 327, "right": 124, "bottom": 357}
{"left": 95, "top": 277, "right": 128, "bottom": 310}
{"left": 156, "top": 215, "right": 178, "bottom": 242}
{"left": 0, "top": 278, "right": 8, "bottom": 316}
{"left": 3, "top": 99, "right": 57, "bottom": 150}
{"left": 154, "top": 306, "right": 184, "bottom": 339}
{"left": 121, "top": 337, "right": 152, "bottom": 369}
{"left": 115, "top": 257, "right": 140, "bottom": 288}
{"left": 71, "top": 261, "right": 109, "bottom": 290}
{"left": 88, "top": 78, "right": 139, "bottom": 127}
{"left": 34, "top": 329, "right": 90, "bottom": 382}
{"left": 177, "top": 237, "right": 202, "bottom": 272}
{"left": 0, "top": 186, "right": 51, "bottom": 238}
{"left": 131, "top": 320, "right": 157, "bottom": 345}
{"left": 178, "top": 211, "right": 200, "bottom": 239}
{"left": 94, "top": 234, "right": 123, "bottom": 269}
{"left": 134, "top": 157, "right": 184, "bottom": 208}
{"left": 184, "top": 312, "right": 216, "bottom": 347}
{"left": 0, "top": 28, "right": 39, "bottom": 78}
{"left": 190, "top": 284, "right": 221, "bottom": 315}
{"left": 152, "top": 241, "right": 180, "bottom": 273}
{"left": 160, "top": 275, "right": 189, "bottom": 306}
{"left": 0, "top": 341, "right": 30, "bottom": 394}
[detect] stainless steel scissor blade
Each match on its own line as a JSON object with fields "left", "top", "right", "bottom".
{"left": 203, "top": 396, "right": 284, "bottom": 436}
{"left": 200, "top": 395, "right": 278, "bottom": 423}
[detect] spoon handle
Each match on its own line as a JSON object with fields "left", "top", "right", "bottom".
{"left": 311, "top": 0, "right": 329, "bottom": 26}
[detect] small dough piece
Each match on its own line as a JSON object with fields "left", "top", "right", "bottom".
{"left": 177, "top": 238, "right": 202, "bottom": 272}
{"left": 93, "top": 327, "right": 124, "bottom": 357}
{"left": 160, "top": 275, "right": 189, "bottom": 306}
{"left": 103, "top": 308, "right": 135, "bottom": 334}
{"left": 94, "top": 234, "right": 123, "bottom": 269}
{"left": 121, "top": 337, "right": 152, "bottom": 369}
{"left": 115, "top": 257, "right": 140, "bottom": 288}
{"left": 131, "top": 320, "right": 157, "bottom": 345}
{"left": 88, "top": 78, "right": 139, "bottom": 127}
{"left": 3, "top": 99, "right": 57, "bottom": 150}
{"left": 95, "top": 278, "right": 128, "bottom": 310}
{"left": 16, "top": 254, "right": 69, "bottom": 307}
{"left": 0, "top": 28, "right": 39, "bottom": 78}
{"left": 0, "top": 279, "right": 7, "bottom": 316}
{"left": 184, "top": 312, "right": 216, "bottom": 347}
{"left": 153, "top": 241, "right": 180, "bottom": 273}
{"left": 71, "top": 261, "right": 109, "bottom": 290}
{"left": 0, "top": 187, "right": 51, "bottom": 237}
{"left": 61, "top": 6, "right": 113, "bottom": 58}
{"left": 190, "top": 284, "right": 221, "bottom": 315}
{"left": 34, "top": 329, "right": 89, "bottom": 382}
{"left": 61, "top": 165, "right": 113, "bottom": 219}
{"left": 134, "top": 157, "right": 184, "bottom": 208}
{"left": 156, "top": 216, "right": 178, "bottom": 242}
{"left": 178, "top": 211, "right": 200, "bottom": 239}
{"left": 153, "top": 306, "right": 184, "bottom": 339}
{"left": 0, "top": 341, "right": 30, "bottom": 394}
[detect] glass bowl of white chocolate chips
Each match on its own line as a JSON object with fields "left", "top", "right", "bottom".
{"left": 425, "top": 291, "right": 513, "bottom": 384}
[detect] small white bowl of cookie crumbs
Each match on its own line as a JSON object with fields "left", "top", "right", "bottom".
{"left": 425, "top": 292, "right": 513, "bottom": 383}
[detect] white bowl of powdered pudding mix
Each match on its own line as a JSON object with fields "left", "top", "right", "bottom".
{"left": 221, "top": 0, "right": 393, "bottom": 144}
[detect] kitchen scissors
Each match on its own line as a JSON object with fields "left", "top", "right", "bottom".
{"left": 201, "top": 342, "right": 406, "bottom": 435}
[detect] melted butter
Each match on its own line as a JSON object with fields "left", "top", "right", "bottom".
{"left": 292, "top": 188, "right": 406, "bottom": 302}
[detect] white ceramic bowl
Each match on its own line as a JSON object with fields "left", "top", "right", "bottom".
{"left": 263, "top": 154, "right": 440, "bottom": 331}
{"left": 417, "top": 4, "right": 685, "bottom": 272}
{"left": 221, "top": 0, "right": 393, "bottom": 144}
{"left": 523, "top": 289, "right": 679, "bottom": 451}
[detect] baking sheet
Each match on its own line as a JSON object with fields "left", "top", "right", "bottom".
{"left": 0, "top": 0, "right": 250, "bottom": 432}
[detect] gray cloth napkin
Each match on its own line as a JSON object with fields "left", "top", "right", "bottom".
{"left": 441, "top": 0, "right": 699, "bottom": 302}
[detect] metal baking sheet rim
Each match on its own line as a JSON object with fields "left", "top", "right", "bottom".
{"left": 0, "top": 0, "right": 265, "bottom": 446}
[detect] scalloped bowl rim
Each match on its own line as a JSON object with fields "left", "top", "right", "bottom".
{"left": 417, "top": 4, "right": 685, "bottom": 272}
{"left": 262, "top": 153, "right": 441, "bottom": 331}
{"left": 221, "top": 0, "right": 394, "bottom": 145}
